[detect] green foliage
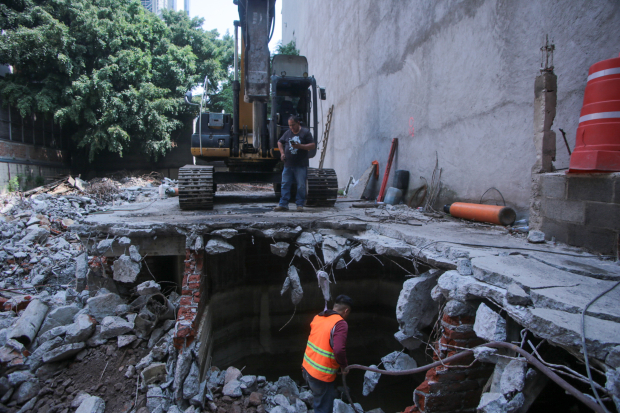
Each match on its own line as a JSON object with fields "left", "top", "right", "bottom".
{"left": 35, "top": 175, "right": 45, "bottom": 186}
{"left": 7, "top": 176, "right": 20, "bottom": 192}
{"left": 272, "top": 40, "right": 300, "bottom": 58}
{"left": 0, "top": 0, "right": 233, "bottom": 161}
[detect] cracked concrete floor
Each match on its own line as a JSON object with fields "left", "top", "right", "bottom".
{"left": 80, "top": 191, "right": 620, "bottom": 365}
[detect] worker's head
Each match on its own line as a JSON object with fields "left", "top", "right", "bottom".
{"left": 333, "top": 294, "right": 353, "bottom": 320}
{"left": 288, "top": 115, "right": 301, "bottom": 134}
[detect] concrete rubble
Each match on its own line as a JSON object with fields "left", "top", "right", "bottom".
{"left": 0, "top": 177, "right": 617, "bottom": 413}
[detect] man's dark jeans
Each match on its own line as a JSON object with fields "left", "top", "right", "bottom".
{"left": 302, "top": 368, "right": 337, "bottom": 413}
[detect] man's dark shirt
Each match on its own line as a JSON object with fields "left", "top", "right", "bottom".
{"left": 318, "top": 310, "right": 348, "bottom": 367}
{"left": 278, "top": 127, "right": 313, "bottom": 168}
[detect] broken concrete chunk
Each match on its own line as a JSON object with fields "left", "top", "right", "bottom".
{"left": 7, "top": 370, "right": 34, "bottom": 387}
{"left": 223, "top": 379, "right": 242, "bottom": 397}
{"left": 75, "top": 252, "right": 89, "bottom": 292}
{"left": 96, "top": 239, "right": 114, "bottom": 255}
{"left": 350, "top": 245, "right": 365, "bottom": 262}
{"left": 457, "top": 258, "right": 472, "bottom": 275}
{"left": 39, "top": 304, "right": 80, "bottom": 336}
{"left": 444, "top": 300, "right": 477, "bottom": 317}
{"left": 225, "top": 366, "right": 242, "bottom": 384}
{"left": 87, "top": 293, "right": 125, "bottom": 322}
{"left": 18, "top": 226, "right": 50, "bottom": 246}
{"left": 137, "top": 280, "right": 161, "bottom": 296}
{"left": 316, "top": 270, "right": 331, "bottom": 301}
{"left": 295, "top": 246, "right": 315, "bottom": 259}
{"left": 477, "top": 392, "right": 507, "bottom": 413}
{"left": 396, "top": 270, "right": 440, "bottom": 338}
{"left": 142, "top": 362, "right": 167, "bottom": 385}
{"left": 274, "top": 394, "right": 290, "bottom": 407}
{"left": 506, "top": 284, "right": 532, "bottom": 306}
{"left": 183, "top": 362, "right": 201, "bottom": 400}
{"left": 113, "top": 255, "right": 142, "bottom": 283}
{"left": 118, "top": 334, "right": 137, "bottom": 348}
{"left": 65, "top": 314, "right": 96, "bottom": 344}
{"left": 333, "top": 399, "right": 363, "bottom": 413}
{"left": 8, "top": 299, "right": 48, "bottom": 346}
{"left": 287, "top": 266, "right": 303, "bottom": 305}
{"left": 275, "top": 375, "right": 300, "bottom": 398}
{"left": 363, "top": 365, "right": 381, "bottom": 396}
{"left": 193, "top": 235, "right": 204, "bottom": 251}
{"left": 322, "top": 236, "right": 347, "bottom": 264}
{"left": 14, "top": 378, "right": 40, "bottom": 404}
{"left": 75, "top": 395, "right": 106, "bottom": 413}
{"left": 606, "top": 346, "right": 620, "bottom": 369}
{"left": 335, "top": 258, "right": 346, "bottom": 269}
{"left": 270, "top": 242, "right": 290, "bottom": 257}
{"left": 71, "top": 391, "right": 92, "bottom": 408}
{"left": 205, "top": 238, "right": 235, "bottom": 254}
{"left": 296, "top": 232, "right": 323, "bottom": 247}
{"left": 100, "top": 316, "right": 134, "bottom": 339}
{"left": 381, "top": 351, "right": 417, "bottom": 371}
{"left": 474, "top": 303, "right": 507, "bottom": 342}
{"left": 117, "top": 237, "right": 132, "bottom": 247}
{"left": 473, "top": 346, "right": 499, "bottom": 364}
{"left": 212, "top": 229, "right": 238, "bottom": 239}
{"left": 394, "top": 330, "right": 423, "bottom": 350}
{"left": 129, "top": 245, "right": 142, "bottom": 262}
{"left": 280, "top": 277, "right": 291, "bottom": 296}
{"left": 146, "top": 386, "right": 166, "bottom": 412}
{"left": 500, "top": 359, "right": 527, "bottom": 394}
{"left": 240, "top": 375, "right": 257, "bottom": 395}
{"left": 527, "top": 230, "right": 545, "bottom": 244}
{"left": 43, "top": 342, "right": 85, "bottom": 363}
{"left": 506, "top": 392, "right": 525, "bottom": 413}
{"left": 606, "top": 368, "right": 620, "bottom": 412}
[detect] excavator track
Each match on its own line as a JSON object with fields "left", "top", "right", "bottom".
{"left": 178, "top": 165, "right": 214, "bottom": 210}
{"left": 305, "top": 168, "right": 338, "bottom": 207}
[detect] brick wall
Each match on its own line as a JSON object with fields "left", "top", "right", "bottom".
{"left": 406, "top": 312, "right": 494, "bottom": 413}
{"left": 173, "top": 249, "right": 205, "bottom": 349}
{"left": 531, "top": 172, "right": 620, "bottom": 256}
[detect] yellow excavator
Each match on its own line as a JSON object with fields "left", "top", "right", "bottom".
{"left": 178, "top": 0, "right": 337, "bottom": 210}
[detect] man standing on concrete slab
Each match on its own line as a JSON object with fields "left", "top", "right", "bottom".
{"left": 302, "top": 295, "right": 353, "bottom": 413}
{"left": 273, "top": 115, "right": 316, "bottom": 212}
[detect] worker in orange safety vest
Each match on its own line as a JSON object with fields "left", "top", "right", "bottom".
{"left": 301, "top": 295, "right": 353, "bottom": 413}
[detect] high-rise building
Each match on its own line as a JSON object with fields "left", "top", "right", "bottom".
{"left": 141, "top": 0, "right": 186, "bottom": 15}
{"left": 184, "top": 0, "right": 189, "bottom": 16}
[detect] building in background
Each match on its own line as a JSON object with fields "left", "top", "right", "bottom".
{"left": 141, "top": 0, "right": 187, "bottom": 15}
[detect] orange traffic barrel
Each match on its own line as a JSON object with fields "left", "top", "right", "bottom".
{"left": 569, "top": 52, "right": 620, "bottom": 172}
{"left": 444, "top": 202, "right": 516, "bottom": 226}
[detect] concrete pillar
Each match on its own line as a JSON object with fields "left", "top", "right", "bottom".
{"left": 532, "top": 72, "right": 557, "bottom": 174}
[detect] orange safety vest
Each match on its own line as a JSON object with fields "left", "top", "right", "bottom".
{"left": 302, "top": 314, "right": 343, "bottom": 382}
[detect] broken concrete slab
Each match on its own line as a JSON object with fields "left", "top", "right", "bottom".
{"left": 296, "top": 232, "right": 323, "bottom": 247}
{"left": 43, "top": 342, "right": 85, "bottom": 363}
{"left": 137, "top": 280, "right": 161, "bottom": 296}
{"left": 381, "top": 351, "right": 417, "bottom": 371}
{"left": 205, "top": 238, "right": 234, "bottom": 254}
{"left": 474, "top": 303, "right": 506, "bottom": 342}
{"left": 211, "top": 229, "right": 238, "bottom": 239}
{"left": 506, "top": 284, "right": 532, "bottom": 306}
{"left": 270, "top": 242, "right": 289, "bottom": 257}
{"left": 477, "top": 392, "right": 507, "bottom": 413}
{"left": 87, "top": 293, "right": 125, "bottom": 322}
{"left": 354, "top": 231, "right": 412, "bottom": 257}
{"left": 100, "top": 316, "right": 134, "bottom": 339}
{"left": 113, "top": 254, "right": 142, "bottom": 283}
{"left": 396, "top": 270, "right": 440, "bottom": 338}
{"left": 363, "top": 365, "right": 381, "bottom": 396}
{"left": 394, "top": 330, "right": 423, "bottom": 350}
{"left": 500, "top": 359, "right": 527, "bottom": 394}
{"left": 64, "top": 314, "right": 96, "bottom": 344}
{"left": 117, "top": 334, "right": 137, "bottom": 348}
{"left": 322, "top": 235, "right": 348, "bottom": 264}
{"left": 435, "top": 271, "right": 506, "bottom": 304}
{"left": 457, "top": 258, "right": 472, "bottom": 275}
{"left": 40, "top": 304, "right": 81, "bottom": 335}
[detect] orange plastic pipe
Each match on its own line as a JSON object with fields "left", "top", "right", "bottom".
{"left": 447, "top": 202, "right": 516, "bottom": 226}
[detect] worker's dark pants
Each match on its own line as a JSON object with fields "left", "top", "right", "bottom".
{"left": 302, "top": 368, "right": 337, "bottom": 413}
{"left": 279, "top": 166, "right": 307, "bottom": 207}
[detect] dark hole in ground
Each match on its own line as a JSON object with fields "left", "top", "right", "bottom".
{"left": 204, "top": 234, "right": 433, "bottom": 412}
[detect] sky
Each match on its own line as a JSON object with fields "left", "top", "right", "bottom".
{"left": 188, "top": 0, "right": 283, "bottom": 54}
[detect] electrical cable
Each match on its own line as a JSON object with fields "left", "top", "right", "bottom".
{"left": 344, "top": 341, "right": 607, "bottom": 413}
{"left": 581, "top": 280, "right": 620, "bottom": 413}
{"left": 479, "top": 187, "right": 506, "bottom": 206}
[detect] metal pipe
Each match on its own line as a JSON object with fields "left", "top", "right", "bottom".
{"left": 233, "top": 20, "right": 240, "bottom": 157}
{"left": 344, "top": 341, "right": 607, "bottom": 413}
{"left": 311, "top": 77, "right": 318, "bottom": 159}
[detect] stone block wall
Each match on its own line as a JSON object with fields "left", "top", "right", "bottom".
{"left": 531, "top": 172, "right": 620, "bottom": 256}
{"left": 408, "top": 310, "right": 494, "bottom": 413}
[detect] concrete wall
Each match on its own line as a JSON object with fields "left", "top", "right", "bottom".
{"left": 282, "top": 0, "right": 620, "bottom": 213}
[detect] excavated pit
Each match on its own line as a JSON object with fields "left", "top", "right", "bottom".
{"left": 198, "top": 233, "right": 434, "bottom": 411}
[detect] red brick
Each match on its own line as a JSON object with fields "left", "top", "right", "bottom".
{"left": 187, "top": 282, "right": 200, "bottom": 290}
{"left": 413, "top": 391, "right": 426, "bottom": 412}
{"left": 416, "top": 381, "right": 431, "bottom": 394}
{"left": 188, "top": 274, "right": 201, "bottom": 283}
{"left": 425, "top": 394, "right": 462, "bottom": 411}
{"left": 443, "top": 329, "right": 478, "bottom": 340}
{"left": 442, "top": 314, "right": 475, "bottom": 326}
{"left": 179, "top": 297, "right": 192, "bottom": 306}
{"left": 181, "top": 289, "right": 192, "bottom": 296}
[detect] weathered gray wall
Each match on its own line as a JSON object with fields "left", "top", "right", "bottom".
{"left": 282, "top": 0, "right": 620, "bottom": 213}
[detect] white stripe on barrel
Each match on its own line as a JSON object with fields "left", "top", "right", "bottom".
{"left": 579, "top": 111, "right": 620, "bottom": 123}
{"left": 587, "top": 67, "right": 620, "bottom": 82}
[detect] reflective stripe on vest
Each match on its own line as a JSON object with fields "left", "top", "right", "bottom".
{"left": 302, "top": 314, "right": 343, "bottom": 382}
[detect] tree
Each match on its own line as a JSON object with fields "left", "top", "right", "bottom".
{"left": 272, "top": 40, "right": 299, "bottom": 58}
{"left": 0, "top": 0, "right": 232, "bottom": 160}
